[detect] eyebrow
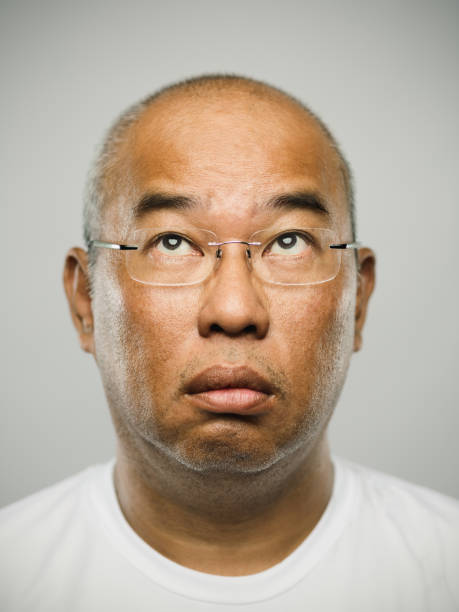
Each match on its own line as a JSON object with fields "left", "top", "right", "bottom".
{"left": 265, "top": 191, "right": 330, "bottom": 216}
{"left": 133, "top": 189, "right": 330, "bottom": 219}
{"left": 133, "top": 192, "right": 199, "bottom": 219}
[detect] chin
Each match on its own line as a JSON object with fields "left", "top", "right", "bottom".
{"left": 165, "top": 437, "right": 285, "bottom": 474}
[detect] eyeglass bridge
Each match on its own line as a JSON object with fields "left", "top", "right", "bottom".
{"left": 207, "top": 239, "right": 262, "bottom": 259}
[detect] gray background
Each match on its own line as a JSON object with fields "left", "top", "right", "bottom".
{"left": 1, "top": 0, "right": 458, "bottom": 506}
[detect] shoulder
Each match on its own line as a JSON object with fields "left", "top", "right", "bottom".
{"left": 335, "top": 456, "right": 459, "bottom": 588}
{"left": 336, "top": 456, "right": 459, "bottom": 523}
{"left": 0, "top": 462, "right": 110, "bottom": 544}
{"left": 0, "top": 462, "right": 114, "bottom": 609}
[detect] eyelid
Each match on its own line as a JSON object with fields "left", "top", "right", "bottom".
{"left": 147, "top": 231, "right": 203, "bottom": 255}
{"left": 263, "top": 229, "right": 316, "bottom": 250}
{"left": 145, "top": 231, "right": 191, "bottom": 246}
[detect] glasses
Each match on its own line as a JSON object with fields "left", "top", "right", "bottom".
{"left": 89, "top": 226, "right": 361, "bottom": 287}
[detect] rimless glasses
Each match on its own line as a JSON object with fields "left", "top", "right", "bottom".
{"left": 89, "top": 226, "right": 361, "bottom": 287}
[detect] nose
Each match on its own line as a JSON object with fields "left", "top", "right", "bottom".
{"left": 197, "top": 243, "right": 270, "bottom": 339}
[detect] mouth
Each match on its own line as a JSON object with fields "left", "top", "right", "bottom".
{"left": 184, "top": 365, "right": 276, "bottom": 415}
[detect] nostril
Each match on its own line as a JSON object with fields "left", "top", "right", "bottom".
{"left": 210, "top": 323, "right": 224, "bottom": 334}
{"left": 209, "top": 323, "right": 258, "bottom": 336}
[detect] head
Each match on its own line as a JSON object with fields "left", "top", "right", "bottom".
{"left": 64, "top": 74, "right": 375, "bottom": 476}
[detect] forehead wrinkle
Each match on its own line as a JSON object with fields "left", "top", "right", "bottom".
{"left": 124, "top": 188, "right": 338, "bottom": 241}
{"left": 105, "top": 95, "right": 348, "bottom": 238}
{"left": 131, "top": 92, "right": 330, "bottom": 167}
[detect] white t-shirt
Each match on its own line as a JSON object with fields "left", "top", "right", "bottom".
{"left": 1, "top": 456, "right": 458, "bottom": 612}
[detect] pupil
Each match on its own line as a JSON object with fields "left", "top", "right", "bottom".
{"left": 163, "top": 235, "right": 181, "bottom": 250}
{"left": 279, "top": 234, "right": 297, "bottom": 249}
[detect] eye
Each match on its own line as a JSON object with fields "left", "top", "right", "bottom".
{"left": 153, "top": 233, "right": 199, "bottom": 256}
{"left": 267, "top": 232, "right": 312, "bottom": 256}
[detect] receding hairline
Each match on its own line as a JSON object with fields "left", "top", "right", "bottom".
{"left": 141, "top": 74, "right": 310, "bottom": 110}
{"left": 119, "top": 75, "right": 348, "bottom": 165}
{"left": 83, "top": 74, "right": 356, "bottom": 261}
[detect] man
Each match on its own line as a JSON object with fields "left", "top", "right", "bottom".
{"left": 1, "top": 74, "right": 458, "bottom": 611}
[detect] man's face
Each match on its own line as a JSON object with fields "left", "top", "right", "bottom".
{"left": 88, "top": 92, "right": 367, "bottom": 474}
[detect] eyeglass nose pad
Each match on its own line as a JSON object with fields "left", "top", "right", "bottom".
{"left": 216, "top": 247, "right": 222, "bottom": 259}
{"left": 246, "top": 247, "right": 251, "bottom": 259}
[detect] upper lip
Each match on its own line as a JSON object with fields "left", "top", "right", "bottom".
{"left": 185, "top": 365, "right": 276, "bottom": 396}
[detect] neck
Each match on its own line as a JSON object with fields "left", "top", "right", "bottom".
{"left": 113, "top": 434, "right": 334, "bottom": 576}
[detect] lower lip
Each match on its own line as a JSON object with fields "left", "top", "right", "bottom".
{"left": 187, "top": 388, "right": 272, "bottom": 414}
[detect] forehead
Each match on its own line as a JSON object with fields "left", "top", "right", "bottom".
{"left": 110, "top": 91, "right": 348, "bottom": 233}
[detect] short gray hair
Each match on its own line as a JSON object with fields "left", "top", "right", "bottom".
{"left": 83, "top": 74, "right": 356, "bottom": 270}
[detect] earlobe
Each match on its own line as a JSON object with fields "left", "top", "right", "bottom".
{"left": 353, "top": 248, "right": 376, "bottom": 352}
{"left": 63, "top": 247, "right": 95, "bottom": 354}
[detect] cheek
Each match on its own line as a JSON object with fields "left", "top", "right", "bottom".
{"left": 121, "top": 287, "right": 199, "bottom": 363}
{"left": 92, "top": 261, "right": 200, "bottom": 401}
{"left": 268, "top": 280, "right": 355, "bottom": 395}
{"left": 113, "top": 284, "right": 202, "bottom": 386}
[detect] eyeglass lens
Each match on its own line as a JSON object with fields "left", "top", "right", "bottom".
{"left": 123, "top": 226, "right": 342, "bottom": 286}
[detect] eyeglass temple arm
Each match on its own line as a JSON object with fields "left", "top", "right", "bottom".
{"left": 329, "top": 241, "right": 361, "bottom": 249}
{"left": 89, "top": 240, "right": 138, "bottom": 251}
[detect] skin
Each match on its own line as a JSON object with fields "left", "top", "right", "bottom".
{"left": 64, "top": 86, "right": 375, "bottom": 576}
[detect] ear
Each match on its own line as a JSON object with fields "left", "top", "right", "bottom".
{"left": 63, "top": 247, "right": 95, "bottom": 354}
{"left": 353, "top": 247, "right": 376, "bottom": 352}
